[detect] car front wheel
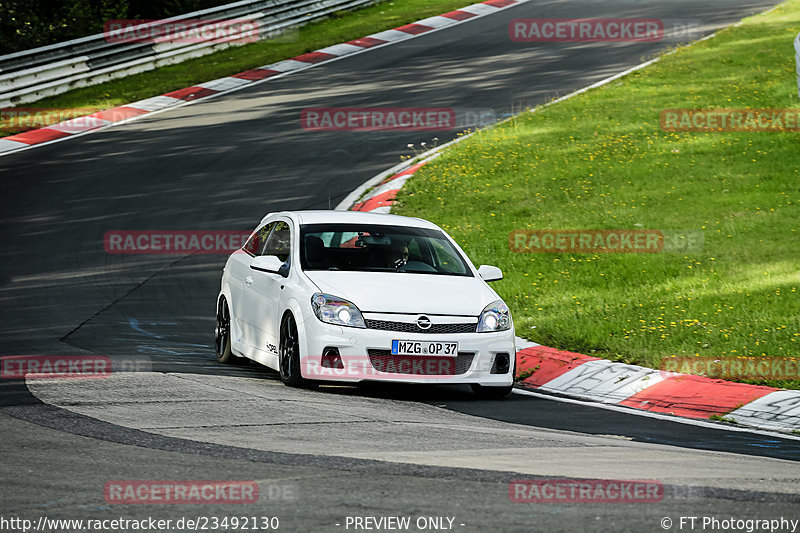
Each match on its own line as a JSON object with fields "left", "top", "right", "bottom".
{"left": 215, "top": 297, "right": 235, "bottom": 364}
{"left": 279, "top": 313, "right": 309, "bottom": 388}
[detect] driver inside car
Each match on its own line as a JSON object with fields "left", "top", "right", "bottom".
{"left": 388, "top": 240, "right": 409, "bottom": 268}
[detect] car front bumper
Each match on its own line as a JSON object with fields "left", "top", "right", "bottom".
{"left": 299, "top": 316, "right": 515, "bottom": 386}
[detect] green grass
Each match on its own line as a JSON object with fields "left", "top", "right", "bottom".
{"left": 709, "top": 414, "right": 738, "bottom": 424}
{"left": 1, "top": 0, "right": 470, "bottom": 136}
{"left": 394, "top": 1, "right": 800, "bottom": 389}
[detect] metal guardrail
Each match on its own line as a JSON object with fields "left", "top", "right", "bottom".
{"left": 0, "top": 0, "right": 379, "bottom": 107}
{"left": 795, "top": 31, "right": 800, "bottom": 99}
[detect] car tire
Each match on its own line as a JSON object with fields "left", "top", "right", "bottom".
{"left": 215, "top": 297, "right": 236, "bottom": 364}
{"left": 279, "top": 313, "right": 310, "bottom": 388}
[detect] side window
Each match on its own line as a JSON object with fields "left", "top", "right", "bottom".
{"left": 318, "top": 232, "right": 335, "bottom": 247}
{"left": 243, "top": 222, "right": 274, "bottom": 256}
{"left": 264, "top": 221, "right": 291, "bottom": 262}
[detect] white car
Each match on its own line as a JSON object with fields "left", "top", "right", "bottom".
{"left": 215, "top": 210, "right": 516, "bottom": 397}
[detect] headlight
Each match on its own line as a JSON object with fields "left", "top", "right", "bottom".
{"left": 311, "top": 293, "right": 366, "bottom": 328}
{"left": 476, "top": 300, "right": 511, "bottom": 332}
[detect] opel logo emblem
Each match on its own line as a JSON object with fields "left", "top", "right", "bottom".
{"left": 417, "top": 316, "right": 431, "bottom": 330}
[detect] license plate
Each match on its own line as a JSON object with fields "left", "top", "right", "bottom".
{"left": 391, "top": 340, "right": 458, "bottom": 357}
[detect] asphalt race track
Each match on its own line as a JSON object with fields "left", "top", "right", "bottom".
{"left": 1, "top": 1, "right": 798, "bottom": 532}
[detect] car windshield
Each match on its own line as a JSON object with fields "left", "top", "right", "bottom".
{"left": 300, "top": 223, "right": 472, "bottom": 276}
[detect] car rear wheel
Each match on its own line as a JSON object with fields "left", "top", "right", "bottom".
{"left": 215, "top": 297, "right": 236, "bottom": 364}
{"left": 279, "top": 314, "right": 309, "bottom": 387}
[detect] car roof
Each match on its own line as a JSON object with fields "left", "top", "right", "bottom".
{"left": 262, "top": 210, "right": 441, "bottom": 230}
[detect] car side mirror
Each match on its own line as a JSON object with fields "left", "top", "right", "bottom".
{"left": 250, "top": 255, "right": 286, "bottom": 276}
{"left": 477, "top": 264, "right": 503, "bottom": 282}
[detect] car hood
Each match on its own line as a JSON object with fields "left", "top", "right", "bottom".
{"left": 304, "top": 271, "right": 499, "bottom": 316}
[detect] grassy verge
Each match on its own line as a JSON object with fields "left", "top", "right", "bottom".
{"left": 1, "top": 0, "right": 470, "bottom": 137}
{"left": 394, "top": 1, "right": 800, "bottom": 389}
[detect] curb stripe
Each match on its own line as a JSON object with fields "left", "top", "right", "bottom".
{"left": 351, "top": 190, "right": 398, "bottom": 212}
{"left": 348, "top": 161, "right": 429, "bottom": 212}
{"left": 316, "top": 43, "right": 366, "bottom": 56}
{"left": 416, "top": 16, "right": 461, "bottom": 29}
{"left": 163, "top": 87, "right": 218, "bottom": 101}
{"left": 441, "top": 10, "right": 478, "bottom": 21}
{"left": 537, "top": 359, "right": 666, "bottom": 404}
{"left": 294, "top": 52, "right": 338, "bottom": 64}
{"left": 90, "top": 106, "right": 150, "bottom": 121}
{"left": 395, "top": 23, "right": 435, "bottom": 35}
{"left": 361, "top": 175, "right": 413, "bottom": 203}
{"left": 484, "top": 0, "right": 518, "bottom": 7}
{"left": 619, "top": 375, "right": 778, "bottom": 419}
{"left": 127, "top": 95, "right": 182, "bottom": 111}
{"left": 232, "top": 68, "right": 281, "bottom": 81}
{"left": 386, "top": 161, "right": 428, "bottom": 182}
{"left": 368, "top": 29, "right": 418, "bottom": 42}
{"left": 516, "top": 345, "right": 598, "bottom": 387}
{"left": 6, "top": 128, "right": 71, "bottom": 144}
{"left": 0, "top": 138, "right": 29, "bottom": 152}
{"left": 728, "top": 390, "right": 800, "bottom": 432}
{"left": 197, "top": 77, "right": 252, "bottom": 92}
{"left": 345, "top": 37, "right": 387, "bottom": 48}
{"left": 48, "top": 117, "right": 111, "bottom": 134}
{"left": 459, "top": 4, "right": 503, "bottom": 15}
{"left": 268, "top": 59, "right": 312, "bottom": 72}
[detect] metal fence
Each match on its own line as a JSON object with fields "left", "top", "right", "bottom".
{"left": 0, "top": 0, "right": 379, "bottom": 107}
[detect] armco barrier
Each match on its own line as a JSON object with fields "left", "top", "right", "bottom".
{"left": 0, "top": 0, "right": 379, "bottom": 107}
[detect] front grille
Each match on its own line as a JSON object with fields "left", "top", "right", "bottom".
{"left": 365, "top": 319, "right": 477, "bottom": 334}
{"left": 366, "top": 349, "right": 475, "bottom": 375}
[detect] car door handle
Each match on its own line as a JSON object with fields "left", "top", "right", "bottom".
{"left": 245, "top": 276, "right": 254, "bottom": 286}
